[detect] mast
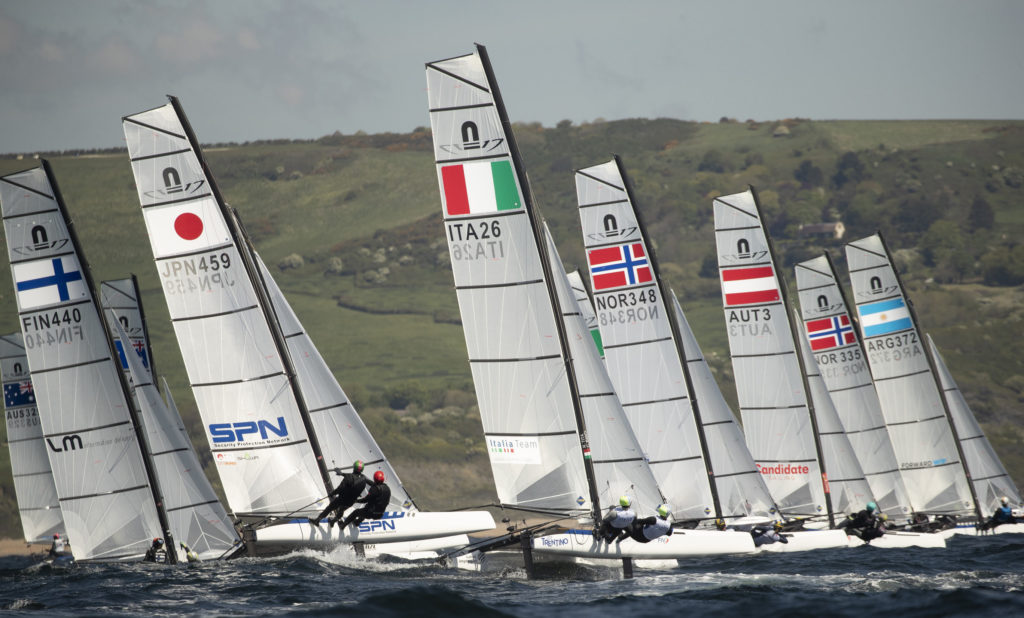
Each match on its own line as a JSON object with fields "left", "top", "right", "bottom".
{"left": 166, "top": 96, "right": 334, "bottom": 495}
{"left": 874, "top": 231, "right": 982, "bottom": 521}
{"left": 612, "top": 155, "right": 722, "bottom": 519}
{"left": 477, "top": 44, "right": 601, "bottom": 519}
{"left": 750, "top": 187, "right": 835, "bottom": 527}
{"left": 42, "top": 159, "right": 177, "bottom": 562}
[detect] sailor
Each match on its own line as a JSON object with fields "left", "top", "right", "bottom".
{"left": 842, "top": 501, "right": 881, "bottom": 540}
{"left": 180, "top": 542, "right": 199, "bottom": 563}
{"left": 48, "top": 533, "right": 68, "bottom": 558}
{"left": 143, "top": 538, "right": 167, "bottom": 563}
{"left": 622, "top": 504, "right": 674, "bottom": 544}
{"left": 980, "top": 496, "right": 1017, "bottom": 531}
{"left": 751, "top": 521, "right": 789, "bottom": 547}
{"left": 341, "top": 470, "right": 391, "bottom": 530}
{"left": 596, "top": 496, "right": 636, "bottom": 543}
{"left": 714, "top": 518, "right": 727, "bottom": 531}
{"left": 309, "top": 460, "right": 369, "bottom": 528}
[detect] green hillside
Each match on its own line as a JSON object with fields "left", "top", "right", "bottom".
{"left": 1, "top": 117, "right": 1022, "bottom": 538}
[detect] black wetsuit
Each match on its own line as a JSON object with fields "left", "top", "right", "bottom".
{"left": 313, "top": 472, "right": 369, "bottom": 524}
{"left": 143, "top": 545, "right": 167, "bottom": 563}
{"left": 843, "top": 509, "right": 883, "bottom": 541}
{"left": 626, "top": 516, "right": 673, "bottom": 544}
{"left": 341, "top": 482, "right": 391, "bottom": 529}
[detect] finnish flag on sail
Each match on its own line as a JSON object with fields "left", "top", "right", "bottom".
{"left": 12, "top": 256, "right": 88, "bottom": 310}
{"left": 857, "top": 297, "right": 912, "bottom": 337}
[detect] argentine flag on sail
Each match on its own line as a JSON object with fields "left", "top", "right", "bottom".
{"left": 858, "top": 297, "right": 912, "bottom": 337}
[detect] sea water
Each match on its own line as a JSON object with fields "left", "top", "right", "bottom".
{"left": 1, "top": 534, "right": 1021, "bottom": 616}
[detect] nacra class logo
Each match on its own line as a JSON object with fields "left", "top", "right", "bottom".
{"left": 438, "top": 121, "right": 504, "bottom": 155}
{"left": 209, "top": 417, "right": 288, "bottom": 444}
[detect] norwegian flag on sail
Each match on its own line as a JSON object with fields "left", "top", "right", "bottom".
{"left": 805, "top": 315, "right": 856, "bottom": 351}
{"left": 720, "top": 265, "right": 780, "bottom": 306}
{"left": 587, "top": 243, "right": 652, "bottom": 290}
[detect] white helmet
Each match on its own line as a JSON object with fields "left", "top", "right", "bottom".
{"left": 1001, "top": 496, "right": 1010, "bottom": 505}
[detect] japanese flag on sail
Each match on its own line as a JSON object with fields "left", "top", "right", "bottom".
{"left": 720, "top": 265, "right": 780, "bottom": 306}
{"left": 805, "top": 315, "right": 856, "bottom": 351}
{"left": 857, "top": 297, "right": 912, "bottom": 337}
{"left": 142, "top": 197, "right": 231, "bottom": 258}
{"left": 587, "top": 243, "right": 652, "bottom": 290}
{"left": 12, "top": 255, "right": 88, "bottom": 310}
{"left": 440, "top": 160, "right": 521, "bottom": 216}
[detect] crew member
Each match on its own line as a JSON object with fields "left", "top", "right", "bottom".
{"left": 180, "top": 542, "right": 199, "bottom": 563}
{"left": 842, "top": 501, "right": 883, "bottom": 541}
{"left": 623, "top": 504, "right": 674, "bottom": 544}
{"left": 980, "top": 496, "right": 1017, "bottom": 531}
{"left": 714, "top": 519, "right": 727, "bottom": 531}
{"left": 309, "top": 460, "right": 369, "bottom": 528}
{"left": 596, "top": 496, "right": 636, "bottom": 543}
{"left": 143, "top": 538, "right": 167, "bottom": 563}
{"left": 751, "top": 521, "right": 789, "bottom": 547}
{"left": 48, "top": 533, "right": 68, "bottom": 558}
{"left": 341, "top": 470, "right": 391, "bottom": 529}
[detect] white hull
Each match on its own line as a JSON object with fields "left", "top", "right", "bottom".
{"left": 363, "top": 534, "right": 472, "bottom": 560}
{"left": 755, "top": 529, "right": 849, "bottom": 553}
{"left": 254, "top": 511, "right": 495, "bottom": 551}
{"left": 939, "top": 522, "right": 1024, "bottom": 538}
{"left": 531, "top": 529, "right": 755, "bottom": 559}
{"left": 847, "top": 531, "right": 946, "bottom": 548}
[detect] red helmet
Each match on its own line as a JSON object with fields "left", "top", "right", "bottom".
{"left": 53, "top": 533, "right": 60, "bottom": 539}
{"left": 373, "top": 470, "right": 385, "bottom": 483}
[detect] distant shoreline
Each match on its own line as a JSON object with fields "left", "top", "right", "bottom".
{"left": 0, "top": 538, "right": 42, "bottom": 557}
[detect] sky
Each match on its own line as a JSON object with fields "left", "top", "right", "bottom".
{"left": 1, "top": 0, "right": 1022, "bottom": 153}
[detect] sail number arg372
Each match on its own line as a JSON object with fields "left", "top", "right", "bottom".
{"left": 22, "top": 308, "right": 84, "bottom": 348}
{"left": 446, "top": 221, "right": 505, "bottom": 261}
{"left": 159, "top": 251, "right": 235, "bottom": 295}
{"left": 865, "top": 331, "right": 922, "bottom": 365}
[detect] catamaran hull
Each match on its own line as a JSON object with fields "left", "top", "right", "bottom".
{"left": 252, "top": 511, "right": 495, "bottom": 555}
{"left": 531, "top": 529, "right": 755, "bottom": 559}
{"left": 755, "top": 529, "right": 848, "bottom": 553}
{"left": 847, "top": 531, "right": 946, "bottom": 548}
{"left": 939, "top": 522, "right": 1024, "bottom": 538}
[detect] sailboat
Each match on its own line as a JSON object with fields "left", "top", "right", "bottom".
{"left": 845, "top": 233, "right": 1021, "bottom": 536}
{"left": 794, "top": 254, "right": 915, "bottom": 521}
{"left": 566, "top": 271, "right": 603, "bottom": 359}
{"left": 0, "top": 162, "right": 176, "bottom": 562}
{"left": 575, "top": 157, "right": 778, "bottom": 529}
{"left": 101, "top": 276, "right": 242, "bottom": 560}
{"left": 122, "top": 97, "right": 492, "bottom": 553}
{"left": 712, "top": 188, "right": 873, "bottom": 551}
{"left": 1, "top": 332, "right": 65, "bottom": 546}
{"left": 426, "top": 45, "right": 754, "bottom": 563}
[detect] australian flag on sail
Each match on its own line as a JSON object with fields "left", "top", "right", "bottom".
{"left": 805, "top": 315, "right": 856, "bottom": 351}
{"left": 4, "top": 380, "right": 35, "bottom": 407}
{"left": 587, "top": 243, "right": 652, "bottom": 290}
{"left": 114, "top": 339, "right": 150, "bottom": 370}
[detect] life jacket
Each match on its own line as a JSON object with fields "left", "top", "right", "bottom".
{"left": 641, "top": 516, "right": 671, "bottom": 540}
{"left": 607, "top": 506, "right": 636, "bottom": 529}
{"left": 51, "top": 538, "right": 66, "bottom": 554}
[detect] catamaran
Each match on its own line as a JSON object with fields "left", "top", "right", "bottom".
{"left": 0, "top": 162, "right": 176, "bottom": 562}
{"left": 575, "top": 157, "right": 778, "bottom": 532}
{"left": 427, "top": 46, "right": 754, "bottom": 568}
{"left": 1, "top": 332, "right": 65, "bottom": 548}
{"left": 121, "top": 97, "right": 493, "bottom": 555}
{"left": 845, "top": 233, "right": 1022, "bottom": 537}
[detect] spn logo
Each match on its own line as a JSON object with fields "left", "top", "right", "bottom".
{"left": 209, "top": 417, "right": 288, "bottom": 444}
{"left": 439, "top": 121, "right": 504, "bottom": 155}
{"left": 143, "top": 167, "right": 206, "bottom": 200}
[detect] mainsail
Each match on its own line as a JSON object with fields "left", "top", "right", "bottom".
{"left": 426, "top": 45, "right": 661, "bottom": 517}
{"left": 566, "top": 271, "right": 603, "bottom": 359}
{"left": 0, "top": 163, "right": 170, "bottom": 561}
{"left": 713, "top": 188, "right": 870, "bottom": 523}
{"left": 123, "top": 99, "right": 329, "bottom": 517}
{"left": 928, "top": 334, "right": 1021, "bottom": 513}
{"left": 110, "top": 317, "right": 240, "bottom": 560}
{"left": 845, "top": 233, "right": 977, "bottom": 517}
{"left": 1, "top": 332, "right": 64, "bottom": 542}
{"left": 794, "top": 254, "right": 914, "bottom": 519}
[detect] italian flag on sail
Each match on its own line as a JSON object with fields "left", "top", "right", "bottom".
{"left": 441, "top": 160, "right": 520, "bottom": 216}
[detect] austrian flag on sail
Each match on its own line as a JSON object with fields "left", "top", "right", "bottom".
{"left": 440, "top": 160, "right": 520, "bottom": 216}
{"left": 720, "top": 265, "right": 780, "bottom": 306}
{"left": 805, "top": 315, "right": 856, "bottom": 351}
{"left": 587, "top": 243, "right": 651, "bottom": 290}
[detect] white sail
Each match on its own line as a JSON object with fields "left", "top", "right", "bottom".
{"left": 928, "top": 334, "right": 1020, "bottom": 513}
{"left": 792, "top": 309, "right": 874, "bottom": 515}
{"left": 713, "top": 189, "right": 832, "bottom": 519}
{"left": 575, "top": 159, "right": 712, "bottom": 520}
{"left": 544, "top": 225, "right": 665, "bottom": 514}
{"left": 99, "top": 277, "right": 155, "bottom": 415}
{"left": 794, "top": 255, "right": 914, "bottom": 520}
{"left": 252, "top": 250, "right": 416, "bottom": 511}
{"left": 845, "top": 234, "right": 976, "bottom": 516}
{"left": 0, "top": 164, "right": 165, "bottom": 561}
{"left": 110, "top": 317, "right": 240, "bottom": 560}
{"left": 1, "top": 332, "right": 64, "bottom": 543}
{"left": 123, "top": 101, "right": 327, "bottom": 517}
{"left": 669, "top": 292, "right": 780, "bottom": 520}
{"left": 565, "top": 271, "right": 603, "bottom": 359}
